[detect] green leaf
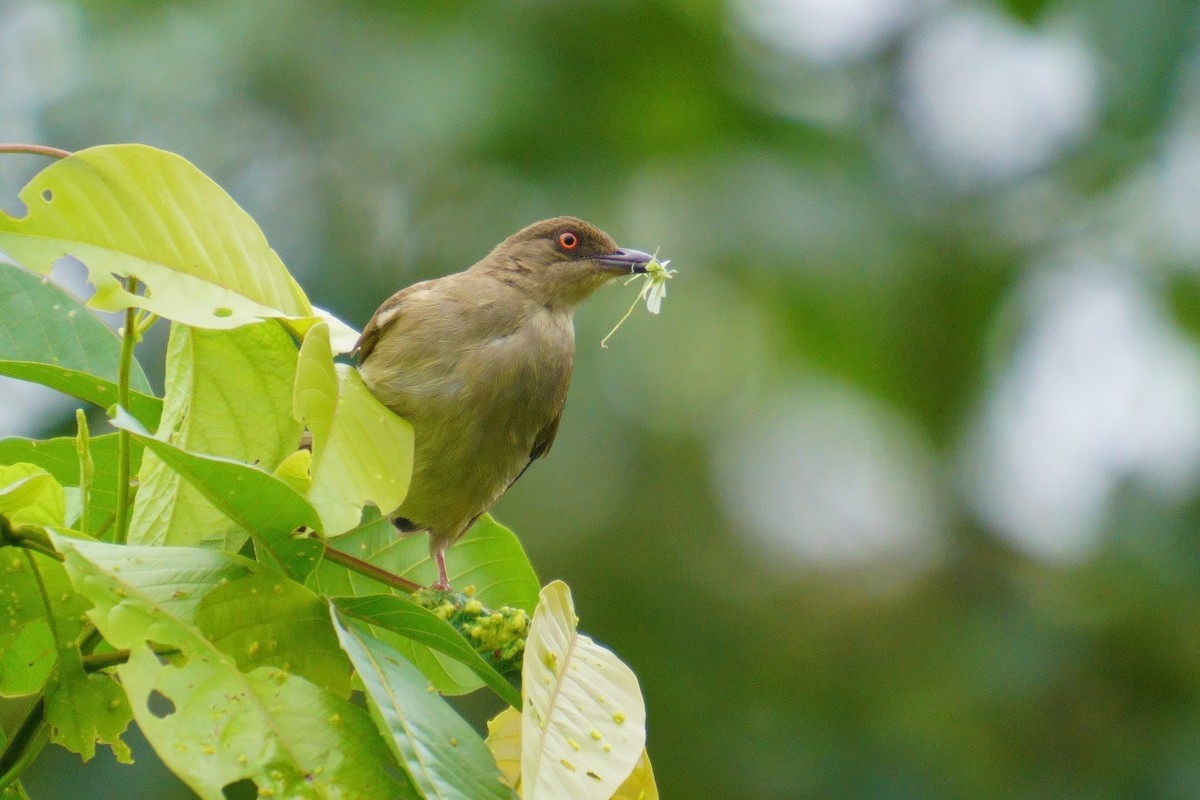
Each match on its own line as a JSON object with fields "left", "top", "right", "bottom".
{"left": 0, "top": 464, "right": 64, "bottom": 528}
{"left": 51, "top": 535, "right": 414, "bottom": 800}
{"left": 316, "top": 513, "right": 540, "bottom": 613}
{"left": 195, "top": 571, "right": 351, "bottom": 698}
{"left": 311, "top": 513, "right": 539, "bottom": 695}
{"left": 0, "top": 533, "right": 133, "bottom": 762}
{"left": 521, "top": 581, "right": 645, "bottom": 800}
{"left": 332, "top": 611, "right": 518, "bottom": 800}
{"left": 0, "top": 259, "right": 153, "bottom": 393}
{"left": 112, "top": 408, "right": 323, "bottom": 580}
{"left": 295, "top": 323, "right": 413, "bottom": 534}
{"left": 0, "top": 363, "right": 161, "bottom": 428}
{"left": 0, "top": 145, "right": 311, "bottom": 329}
{"left": 128, "top": 323, "right": 305, "bottom": 552}
{"left": 43, "top": 666, "right": 133, "bottom": 765}
{"left": 0, "top": 617, "right": 54, "bottom": 697}
{"left": 0, "top": 434, "right": 139, "bottom": 536}
{"left": 0, "top": 552, "right": 89, "bottom": 698}
{"left": 332, "top": 594, "right": 521, "bottom": 708}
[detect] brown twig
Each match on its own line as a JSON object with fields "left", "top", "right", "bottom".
{"left": 0, "top": 143, "right": 71, "bottom": 159}
{"left": 322, "top": 544, "right": 423, "bottom": 593}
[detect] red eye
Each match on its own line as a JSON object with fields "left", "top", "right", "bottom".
{"left": 558, "top": 231, "right": 578, "bottom": 250}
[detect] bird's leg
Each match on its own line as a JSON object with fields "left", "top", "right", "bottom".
{"left": 432, "top": 548, "right": 452, "bottom": 592}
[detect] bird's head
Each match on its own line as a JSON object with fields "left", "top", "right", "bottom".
{"left": 482, "top": 216, "right": 653, "bottom": 310}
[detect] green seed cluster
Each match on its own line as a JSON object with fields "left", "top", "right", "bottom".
{"left": 412, "top": 586, "right": 529, "bottom": 673}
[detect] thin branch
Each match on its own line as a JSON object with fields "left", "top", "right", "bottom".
{"left": 82, "top": 644, "right": 180, "bottom": 674}
{"left": 0, "top": 143, "right": 71, "bottom": 159}
{"left": 322, "top": 544, "right": 422, "bottom": 593}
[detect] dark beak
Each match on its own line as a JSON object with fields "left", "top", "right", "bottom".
{"left": 596, "top": 247, "right": 654, "bottom": 274}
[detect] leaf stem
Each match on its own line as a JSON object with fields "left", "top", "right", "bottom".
{"left": 134, "top": 311, "right": 159, "bottom": 338}
{"left": 322, "top": 544, "right": 423, "bottom": 593}
{"left": 0, "top": 517, "right": 63, "bottom": 562}
{"left": 82, "top": 644, "right": 180, "bottom": 673}
{"left": 114, "top": 277, "right": 140, "bottom": 544}
{"left": 91, "top": 510, "right": 117, "bottom": 540}
{"left": 0, "top": 695, "right": 47, "bottom": 790}
{"left": 0, "top": 143, "right": 70, "bottom": 159}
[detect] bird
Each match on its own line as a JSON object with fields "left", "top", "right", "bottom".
{"left": 353, "top": 216, "right": 652, "bottom": 590}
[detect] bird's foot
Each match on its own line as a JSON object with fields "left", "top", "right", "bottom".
{"left": 431, "top": 550, "right": 452, "bottom": 592}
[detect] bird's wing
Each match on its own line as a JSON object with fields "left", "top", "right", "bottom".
{"left": 353, "top": 284, "right": 419, "bottom": 363}
{"left": 529, "top": 408, "right": 563, "bottom": 462}
{"left": 502, "top": 407, "right": 563, "bottom": 493}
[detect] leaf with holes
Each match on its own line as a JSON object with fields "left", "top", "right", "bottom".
{"left": 43, "top": 661, "right": 133, "bottom": 765}
{"left": 0, "top": 145, "right": 337, "bottom": 338}
{"left": 51, "top": 534, "right": 414, "bottom": 800}
{"left": 0, "top": 260, "right": 158, "bottom": 421}
{"left": 520, "top": 581, "right": 645, "bottom": 800}
{"left": 484, "top": 708, "right": 660, "bottom": 799}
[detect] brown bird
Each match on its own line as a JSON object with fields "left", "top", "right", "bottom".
{"left": 354, "top": 217, "right": 652, "bottom": 589}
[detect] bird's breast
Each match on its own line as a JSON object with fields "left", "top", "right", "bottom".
{"left": 378, "top": 307, "right": 574, "bottom": 536}
{"left": 461, "top": 310, "right": 573, "bottom": 425}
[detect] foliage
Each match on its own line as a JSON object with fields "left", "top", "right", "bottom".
{"left": 0, "top": 145, "right": 654, "bottom": 799}
{"left": 11, "top": 2, "right": 1200, "bottom": 797}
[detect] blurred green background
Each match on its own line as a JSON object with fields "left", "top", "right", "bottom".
{"left": 5, "top": 0, "right": 1200, "bottom": 797}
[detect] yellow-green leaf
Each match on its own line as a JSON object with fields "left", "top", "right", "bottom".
{"left": 486, "top": 707, "right": 523, "bottom": 792}
{"left": 0, "top": 144, "right": 310, "bottom": 329}
{"left": 0, "top": 434, "right": 142, "bottom": 537}
{"left": 609, "top": 750, "right": 659, "bottom": 800}
{"left": 128, "top": 323, "right": 303, "bottom": 550}
{"left": 0, "top": 463, "right": 64, "bottom": 527}
{"left": 485, "top": 708, "right": 660, "bottom": 800}
{"left": 295, "top": 323, "right": 412, "bottom": 534}
{"left": 51, "top": 534, "right": 413, "bottom": 800}
{"left": 521, "top": 581, "right": 646, "bottom": 800}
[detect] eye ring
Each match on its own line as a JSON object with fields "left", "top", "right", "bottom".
{"left": 558, "top": 231, "right": 579, "bottom": 250}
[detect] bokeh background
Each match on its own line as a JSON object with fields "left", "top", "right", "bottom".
{"left": 4, "top": 0, "right": 1200, "bottom": 797}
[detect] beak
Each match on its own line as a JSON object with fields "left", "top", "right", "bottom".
{"left": 596, "top": 247, "right": 654, "bottom": 275}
